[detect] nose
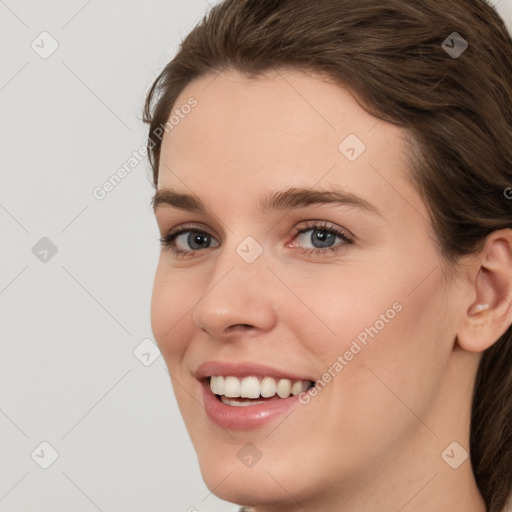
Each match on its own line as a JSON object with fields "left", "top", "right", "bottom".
{"left": 191, "top": 248, "right": 277, "bottom": 341}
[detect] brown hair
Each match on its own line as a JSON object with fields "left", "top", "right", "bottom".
{"left": 143, "top": 1, "right": 512, "bottom": 510}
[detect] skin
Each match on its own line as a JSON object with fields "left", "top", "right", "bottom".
{"left": 150, "top": 68, "right": 512, "bottom": 511}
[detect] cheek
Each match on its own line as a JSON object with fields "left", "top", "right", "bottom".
{"left": 281, "top": 267, "right": 450, "bottom": 473}
{"left": 335, "top": 268, "right": 449, "bottom": 420}
{"left": 150, "top": 262, "right": 194, "bottom": 362}
{"left": 287, "top": 267, "right": 400, "bottom": 361}
{"left": 292, "top": 253, "right": 449, "bottom": 406}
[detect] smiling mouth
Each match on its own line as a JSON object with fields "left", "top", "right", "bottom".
{"left": 207, "top": 375, "right": 316, "bottom": 406}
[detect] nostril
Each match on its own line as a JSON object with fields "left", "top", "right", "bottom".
{"left": 227, "top": 324, "right": 254, "bottom": 333}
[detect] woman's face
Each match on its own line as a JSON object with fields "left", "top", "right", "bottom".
{"left": 151, "top": 69, "right": 470, "bottom": 508}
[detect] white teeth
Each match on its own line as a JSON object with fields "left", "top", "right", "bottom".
{"left": 221, "top": 396, "right": 265, "bottom": 407}
{"left": 240, "top": 376, "right": 260, "bottom": 398}
{"left": 291, "top": 380, "right": 307, "bottom": 396}
{"left": 210, "top": 375, "right": 224, "bottom": 395}
{"left": 260, "top": 376, "right": 277, "bottom": 397}
{"left": 276, "top": 379, "right": 292, "bottom": 398}
{"left": 210, "top": 375, "right": 312, "bottom": 399}
{"left": 223, "top": 376, "right": 240, "bottom": 397}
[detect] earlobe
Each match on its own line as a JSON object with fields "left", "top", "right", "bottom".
{"left": 457, "top": 229, "right": 512, "bottom": 353}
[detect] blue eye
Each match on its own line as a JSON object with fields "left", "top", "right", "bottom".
{"left": 159, "top": 221, "right": 354, "bottom": 258}
{"left": 160, "top": 227, "right": 219, "bottom": 257}
{"left": 289, "top": 220, "right": 354, "bottom": 257}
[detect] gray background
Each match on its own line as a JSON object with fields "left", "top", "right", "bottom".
{"left": 1, "top": 1, "right": 511, "bottom": 511}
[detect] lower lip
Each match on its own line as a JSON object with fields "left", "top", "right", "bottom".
{"left": 200, "top": 379, "right": 303, "bottom": 431}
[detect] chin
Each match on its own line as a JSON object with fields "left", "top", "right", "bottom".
{"left": 198, "top": 462, "right": 290, "bottom": 508}
{"left": 195, "top": 444, "right": 328, "bottom": 508}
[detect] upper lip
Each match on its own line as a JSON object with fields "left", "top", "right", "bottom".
{"left": 194, "top": 360, "right": 315, "bottom": 382}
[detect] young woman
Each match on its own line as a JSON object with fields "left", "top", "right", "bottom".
{"left": 143, "top": 1, "right": 512, "bottom": 510}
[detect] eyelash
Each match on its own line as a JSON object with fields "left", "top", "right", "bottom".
{"left": 159, "top": 221, "right": 354, "bottom": 259}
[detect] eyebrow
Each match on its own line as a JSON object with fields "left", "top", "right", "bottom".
{"left": 152, "top": 186, "right": 381, "bottom": 217}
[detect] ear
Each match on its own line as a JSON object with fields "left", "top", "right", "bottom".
{"left": 457, "top": 228, "right": 512, "bottom": 353}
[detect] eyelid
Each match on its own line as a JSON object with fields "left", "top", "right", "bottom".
{"left": 162, "top": 221, "right": 211, "bottom": 237}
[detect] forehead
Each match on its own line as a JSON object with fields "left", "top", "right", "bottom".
{"left": 161, "top": 68, "right": 386, "bottom": 163}
{"left": 157, "top": 68, "right": 423, "bottom": 222}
